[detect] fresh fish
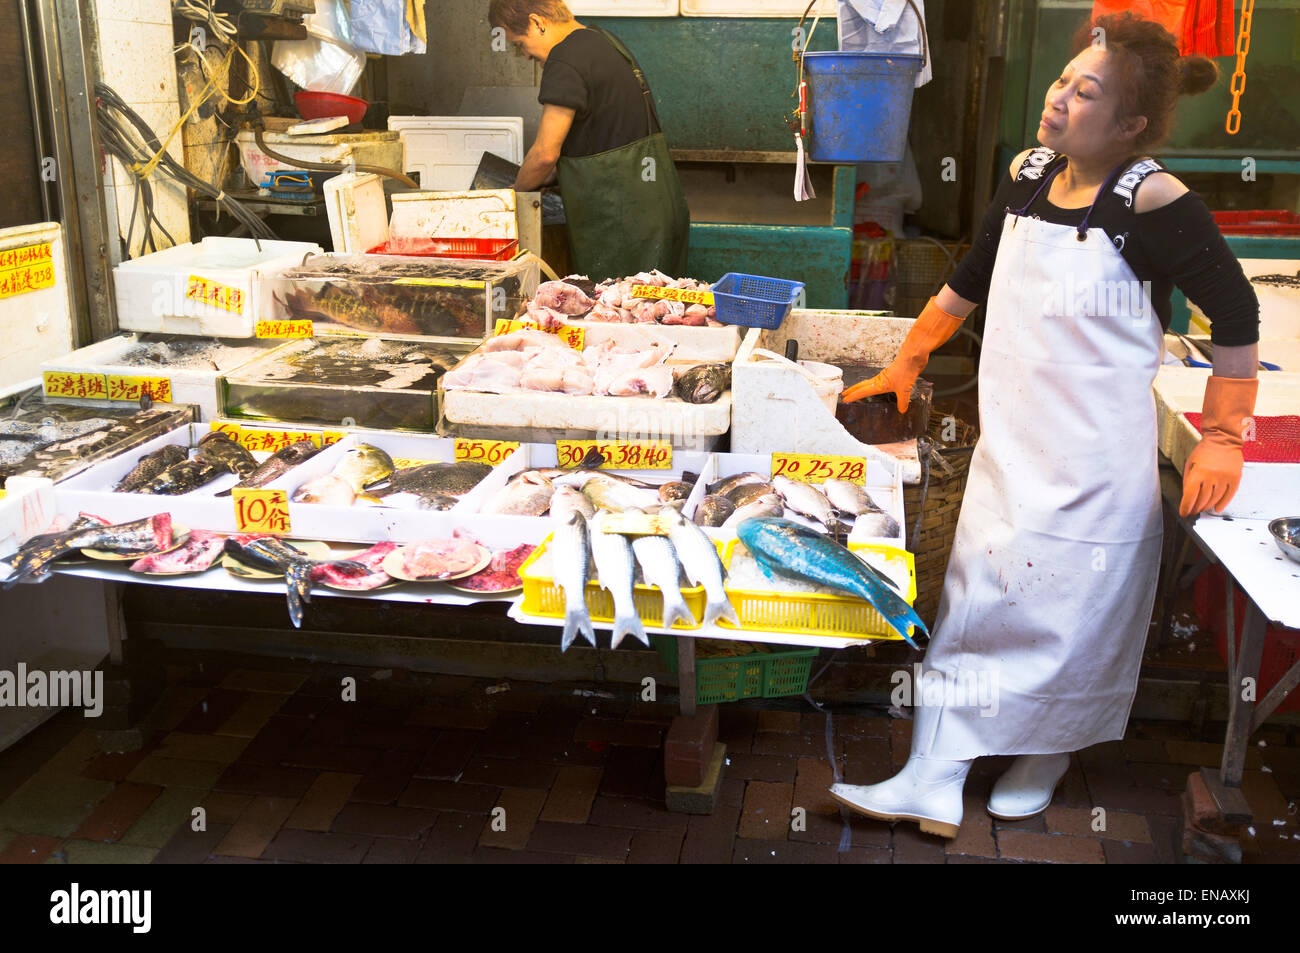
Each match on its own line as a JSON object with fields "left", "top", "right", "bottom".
{"left": 549, "top": 484, "right": 595, "bottom": 522}
{"left": 823, "top": 479, "right": 900, "bottom": 537}
{"left": 364, "top": 461, "right": 493, "bottom": 502}
{"left": 215, "top": 440, "right": 323, "bottom": 497}
{"left": 663, "top": 508, "right": 737, "bottom": 626}
{"left": 402, "top": 538, "right": 486, "bottom": 579}
{"left": 772, "top": 475, "right": 842, "bottom": 529}
{"left": 138, "top": 459, "right": 226, "bottom": 495}
{"left": 725, "top": 482, "right": 778, "bottom": 507}
{"left": 736, "top": 518, "right": 926, "bottom": 647}
{"left": 577, "top": 474, "right": 659, "bottom": 513}
{"left": 707, "top": 471, "right": 768, "bottom": 497}
{"left": 220, "top": 537, "right": 368, "bottom": 628}
{"left": 721, "top": 493, "right": 785, "bottom": 530}
{"left": 3, "top": 514, "right": 173, "bottom": 588}
{"left": 115, "top": 444, "right": 187, "bottom": 492}
{"left": 589, "top": 511, "right": 647, "bottom": 649}
{"left": 658, "top": 481, "right": 693, "bottom": 503}
{"left": 482, "top": 471, "right": 554, "bottom": 516}
{"left": 693, "top": 494, "right": 735, "bottom": 528}
{"left": 551, "top": 512, "right": 595, "bottom": 651}
{"left": 292, "top": 474, "right": 356, "bottom": 506}
{"left": 196, "top": 431, "right": 258, "bottom": 477}
{"left": 130, "top": 529, "right": 226, "bottom": 574}
{"left": 333, "top": 444, "right": 394, "bottom": 493}
{"left": 632, "top": 534, "right": 696, "bottom": 630}
{"left": 314, "top": 541, "right": 398, "bottom": 591}
{"left": 674, "top": 363, "right": 732, "bottom": 404}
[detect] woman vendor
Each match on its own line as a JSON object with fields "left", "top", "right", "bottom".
{"left": 832, "top": 11, "right": 1260, "bottom": 837}
{"left": 488, "top": 0, "right": 690, "bottom": 282}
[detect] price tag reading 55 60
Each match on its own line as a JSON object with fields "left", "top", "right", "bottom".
{"left": 771, "top": 452, "right": 866, "bottom": 485}
{"left": 232, "top": 489, "right": 292, "bottom": 535}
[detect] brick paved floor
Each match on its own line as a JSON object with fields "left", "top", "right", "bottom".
{"left": 0, "top": 648, "right": 1297, "bottom": 864}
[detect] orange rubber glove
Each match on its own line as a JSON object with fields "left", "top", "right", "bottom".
{"left": 841, "top": 297, "right": 965, "bottom": 413}
{"left": 1179, "top": 375, "right": 1259, "bottom": 518}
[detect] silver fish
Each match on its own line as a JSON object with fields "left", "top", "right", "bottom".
{"left": 550, "top": 484, "right": 595, "bottom": 522}
{"left": 706, "top": 471, "right": 768, "bottom": 497}
{"left": 824, "top": 479, "right": 900, "bottom": 537}
{"left": 482, "top": 470, "right": 554, "bottom": 516}
{"left": 631, "top": 534, "right": 696, "bottom": 630}
{"left": 590, "top": 510, "right": 647, "bottom": 649}
{"left": 551, "top": 512, "right": 595, "bottom": 652}
{"left": 693, "top": 494, "right": 735, "bottom": 528}
{"left": 664, "top": 508, "right": 738, "bottom": 627}
{"left": 772, "top": 476, "right": 842, "bottom": 529}
{"left": 721, "top": 492, "right": 785, "bottom": 530}
{"left": 577, "top": 474, "right": 659, "bottom": 513}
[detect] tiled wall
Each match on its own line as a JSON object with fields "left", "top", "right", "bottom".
{"left": 94, "top": 0, "right": 190, "bottom": 257}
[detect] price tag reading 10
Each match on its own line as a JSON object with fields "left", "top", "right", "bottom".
{"left": 454, "top": 439, "right": 518, "bottom": 465}
{"left": 771, "top": 452, "right": 867, "bottom": 485}
{"left": 556, "top": 440, "right": 672, "bottom": 470}
{"left": 232, "top": 488, "right": 292, "bottom": 535}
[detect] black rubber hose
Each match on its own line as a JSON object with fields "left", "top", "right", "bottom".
{"left": 252, "top": 128, "right": 419, "bottom": 189}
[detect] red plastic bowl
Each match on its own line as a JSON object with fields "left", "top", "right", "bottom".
{"left": 294, "top": 91, "right": 368, "bottom": 125}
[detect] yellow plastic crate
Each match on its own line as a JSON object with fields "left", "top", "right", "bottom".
{"left": 518, "top": 534, "right": 715, "bottom": 631}
{"left": 718, "top": 540, "right": 919, "bottom": 642}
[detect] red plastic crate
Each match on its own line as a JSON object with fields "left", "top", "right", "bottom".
{"left": 1211, "top": 210, "right": 1300, "bottom": 236}
{"left": 1195, "top": 565, "right": 1300, "bottom": 713}
{"left": 366, "top": 237, "right": 519, "bottom": 260}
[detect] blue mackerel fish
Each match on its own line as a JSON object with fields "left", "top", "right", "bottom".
{"left": 735, "top": 518, "right": 928, "bottom": 647}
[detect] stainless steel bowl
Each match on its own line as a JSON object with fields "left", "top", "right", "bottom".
{"left": 1269, "top": 517, "right": 1300, "bottom": 564}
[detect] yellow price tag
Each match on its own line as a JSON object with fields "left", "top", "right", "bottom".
{"left": 556, "top": 439, "right": 672, "bottom": 471}
{"left": 391, "top": 458, "right": 438, "bottom": 470}
{"left": 322, "top": 431, "right": 347, "bottom": 446}
{"left": 0, "top": 242, "right": 55, "bottom": 299}
{"left": 186, "top": 275, "right": 245, "bottom": 314}
{"left": 255, "top": 319, "right": 313, "bottom": 339}
{"left": 599, "top": 513, "right": 670, "bottom": 536}
{"left": 492, "top": 318, "right": 584, "bottom": 350}
{"left": 629, "top": 284, "right": 714, "bottom": 306}
{"left": 232, "top": 488, "right": 292, "bottom": 535}
{"left": 104, "top": 375, "right": 172, "bottom": 403}
{"left": 209, "top": 421, "right": 244, "bottom": 438}
{"left": 42, "top": 371, "right": 107, "bottom": 400}
{"left": 453, "top": 438, "right": 518, "bottom": 466}
{"left": 393, "top": 277, "right": 483, "bottom": 289}
{"left": 771, "top": 452, "right": 867, "bottom": 486}
{"left": 239, "top": 429, "right": 322, "bottom": 453}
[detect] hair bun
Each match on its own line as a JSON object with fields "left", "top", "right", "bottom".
{"left": 1179, "top": 56, "right": 1219, "bottom": 96}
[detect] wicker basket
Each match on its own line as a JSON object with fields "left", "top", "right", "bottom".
{"left": 903, "top": 405, "right": 980, "bottom": 629}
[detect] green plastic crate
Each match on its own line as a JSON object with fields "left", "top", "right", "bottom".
{"left": 651, "top": 635, "right": 818, "bottom": 706}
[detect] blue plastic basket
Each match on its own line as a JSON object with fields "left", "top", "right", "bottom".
{"left": 710, "top": 273, "right": 805, "bottom": 330}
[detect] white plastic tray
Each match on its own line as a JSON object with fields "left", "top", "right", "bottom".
{"left": 387, "top": 116, "right": 524, "bottom": 193}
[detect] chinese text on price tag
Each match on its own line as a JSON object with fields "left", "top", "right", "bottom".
{"left": 629, "top": 284, "right": 714, "bottom": 306}
{"left": 492, "top": 318, "right": 584, "bottom": 350}
{"left": 105, "top": 375, "right": 172, "bottom": 403}
{"left": 186, "top": 275, "right": 244, "bottom": 314}
{"left": 255, "top": 319, "right": 313, "bottom": 339}
{"left": 42, "top": 371, "right": 107, "bottom": 400}
{"left": 232, "top": 489, "right": 291, "bottom": 534}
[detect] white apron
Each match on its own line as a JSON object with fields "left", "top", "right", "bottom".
{"left": 913, "top": 163, "right": 1165, "bottom": 759}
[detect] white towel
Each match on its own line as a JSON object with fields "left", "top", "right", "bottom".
{"left": 837, "top": 0, "right": 932, "bottom": 87}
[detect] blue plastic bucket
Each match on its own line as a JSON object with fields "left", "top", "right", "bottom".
{"left": 802, "top": 52, "right": 923, "bottom": 163}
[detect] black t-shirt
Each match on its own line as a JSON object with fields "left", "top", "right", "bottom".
{"left": 948, "top": 147, "right": 1260, "bottom": 347}
{"left": 538, "top": 28, "right": 656, "bottom": 158}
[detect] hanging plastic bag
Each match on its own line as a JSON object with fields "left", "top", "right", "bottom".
{"left": 838, "top": 0, "right": 932, "bottom": 87}
{"left": 1090, "top": 0, "right": 1191, "bottom": 37}
{"left": 271, "top": 0, "right": 366, "bottom": 94}
{"left": 350, "top": 0, "right": 426, "bottom": 56}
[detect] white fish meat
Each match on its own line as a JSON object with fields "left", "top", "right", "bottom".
{"left": 533, "top": 281, "right": 595, "bottom": 315}
{"left": 129, "top": 530, "right": 226, "bottom": 574}
{"left": 605, "top": 365, "right": 674, "bottom": 398}
{"left": 292, "top": 474, "right": 356, "bottom": 506}
{"left": 664, "top": 509, "right": 738, "bottom": 627}
{"left": 552, "top": 512, "right": 595, "bottom": 651}
{"left": 589, "top": 511, "right": 647, "bottom": 649}
{"left": 481, "top": 329, "right": 570, "bottom": 352}
{"left": 631, "top": 534, "right": 696, "bottom": 630}
{"left": 403, "top": 538, "right": 484, "bottom": 579}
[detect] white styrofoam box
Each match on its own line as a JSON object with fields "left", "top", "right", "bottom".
{"left": 39, "top": 335, "right": 277, "bottom": 421}
{"left": 681, "top": 0, "right": 837, "bottom": 15}
{"left": 388, "top": 190, "right": 519, "bottom": 242}
{"left": 440, "top": 323, "right": 742, "bottom": 450}
{"left": 387, "top": 116, "right": 523, "bottom": 193}
{"left": 324, "top": 172, "right": 389, "bottom": 254}
{"left": 0, "top": 478, "right": 56, "bottom": 560}
{"left": 1154, "top": 366, "right": 1300, "bottom": 519}
{"left": 684, "top": 450, "right": 904, "bottom": 547}
{"left": 1, "top": 222, "right": 73, "bottom": 399}
{"left": 569, "top": 0, "right": 678, "bottom": 13}
{"left": 1187, "top": 259, "right": 1300, "bottom": 340}
{"left": 114, "top": 237, "right": 323, "bottom": 337}
{"left": 235, "top": 129, "right": 404, "bottom": 184}
{"left": 731, "top": 310, "right": 923, "bottom": 483}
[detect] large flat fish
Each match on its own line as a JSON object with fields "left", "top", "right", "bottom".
{"left": 735, "top": 518, "right": 925, "bottom": 647}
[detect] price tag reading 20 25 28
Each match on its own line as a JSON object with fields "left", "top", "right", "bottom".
{"left": 771, "top": 452, "right": 867, "bottom": 485}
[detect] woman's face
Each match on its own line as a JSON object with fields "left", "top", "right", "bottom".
{"left": 1038, "top": 46, "right": 1143, "bottom": 156}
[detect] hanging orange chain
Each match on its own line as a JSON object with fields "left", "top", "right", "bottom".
{"left": 1225, "top": 0, "right": 1255, "bottom": 135}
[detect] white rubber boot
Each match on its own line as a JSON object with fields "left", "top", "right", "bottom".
{"left": 986, "top": 753, "right": 1071, "bottom": 821}
{"left": 828, "top": 706, "right": 971, "bottom": 839}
